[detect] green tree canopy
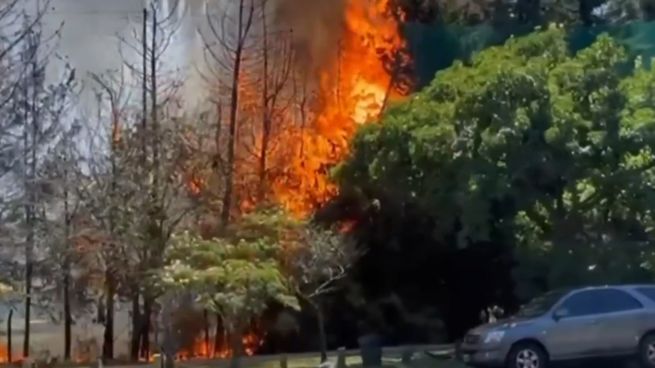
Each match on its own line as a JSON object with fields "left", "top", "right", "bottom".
{"left": 158, "top": 210, "right": 300, "bottom": 360}
{"left": 337, "top": 24, "right": 655, "bottom": 296}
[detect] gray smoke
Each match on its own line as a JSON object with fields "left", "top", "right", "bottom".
{"left": 272, "top": 0, "right": 347, "bottom": 78}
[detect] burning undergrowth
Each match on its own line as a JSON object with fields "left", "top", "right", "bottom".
{"left": 159, "top": 308, "right": 266, "bottom": 360}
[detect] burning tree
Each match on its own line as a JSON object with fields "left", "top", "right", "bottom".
{"left": 159, "top": 222, "right": 299, "bottom": 368}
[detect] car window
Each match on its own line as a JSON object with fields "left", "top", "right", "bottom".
{"left": 560, "top": 290, "right": 606, "bottom": 317}
{"left": 636, "top": 287, "right": 655, "bottom": 302}
{"left": 559, "top": 289, "right": 642, "bottom": 317}
{"left": 599, "top": 289, "right": 643, "bottom": 312}
{"left": 514, "top": 290, "right": 569, "bottom": 318}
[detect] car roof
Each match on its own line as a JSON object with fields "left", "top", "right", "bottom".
{"left": 570, "top": 284, "right": 655, "bottom": 292}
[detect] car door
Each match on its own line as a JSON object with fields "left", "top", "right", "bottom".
{"left": 544, "top": 290, "right": 606, "bottom": 360}
{"left": 593, "top": 289, "right": 645, "bottom": 355}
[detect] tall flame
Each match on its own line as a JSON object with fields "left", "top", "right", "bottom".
{"left": 182, "top": 0, "right": 408, "bottom": 219}
{"left": 272, "top": 0, "right": 407, "bottom": 216}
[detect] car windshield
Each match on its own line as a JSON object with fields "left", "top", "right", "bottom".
{"left": 514, "top": 290, "right": 568, "bottom": 318}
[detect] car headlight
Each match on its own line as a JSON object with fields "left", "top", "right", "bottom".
{"left": 484, "top": 331, "right": 505, "bottom": 344}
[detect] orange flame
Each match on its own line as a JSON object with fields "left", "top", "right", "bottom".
{"left": 0, "top": 344, "right": 11, "bottom": 363}
{"left": 176, "top": 332, "right": 264, "bottom": 360}
{"left": 181, "top": 0, "right": 408, "bottom": 220}
{"left": 272, "top": 0, "right": 407, "bottom": 216}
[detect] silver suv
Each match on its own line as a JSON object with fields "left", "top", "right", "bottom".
{"left": 459, "top": 285, "right": 655, "bottom": 368}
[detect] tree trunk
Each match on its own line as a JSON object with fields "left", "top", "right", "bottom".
{"left": 220, "top": 0, "right": 254, "bottom": 228}
{"left": 7, "top": 309, "right": 12, "bottom": 363}
{"left": 150, "top": 3, "right": 160, "bottom": 194}
{"left": 63, "top": 168, "right": 72, "bottom": 361}
{"left": 141, "top": 7, "right": 148, "bottom": 163}
{"left": 214, "top": 313, "right": 224, "bottom": 357}
{"left": 23, "top": 81, "right": 36, "bottom": 360}
{"left": 130, "top": 293, "right": 141, "bottom": 361}
{"left": 63, "top": 268, "right": 71, "bottom": 360}
{"left": 228, "top": 325, "right": 244, "bottom": 368}
{"left": 203, "top": 310, "right": 210, "bottom": 357}
{"left": 315, "top": 304, "right": 328, "bottom": 363}
{"left": 102, "top": 273, "right": 115, "bottom": 361}
{"left": 258, "top": 2, "right": 270, "bottom": 201}
{"left": 23, "top": 227, "right": 32, "bottom": 359}
{"left": 140, "top": 296, "right": 153, "bottom": 361}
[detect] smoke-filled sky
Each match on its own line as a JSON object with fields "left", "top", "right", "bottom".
{"left": 42, "top": 0, "right": 207, "bottom": 112}
{"left": 41, "top": 0, "right": 357, "bottom": 114}
{"left": 273, "top": 0, "right": 346, "bottom": 77}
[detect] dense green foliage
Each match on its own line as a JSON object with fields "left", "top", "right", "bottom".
{"left": 396, "top": 0, "right": 655, "bottom": 25}
{"left": 159, "top": 211, "right": 301, "bottom": 350}
{"left": 158, "top": 208, "right": 357, "bottom": 355}
{"left": 337, "top": 25, "right": 655, "bottom": 299}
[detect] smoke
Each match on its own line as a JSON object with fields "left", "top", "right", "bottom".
{"left": 272, "top": 0, "right": 347, "bottom": 78}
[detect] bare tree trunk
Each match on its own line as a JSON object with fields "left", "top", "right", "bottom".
{"left": 130, "top": 293, "right": 141, "bottom": 361}
{"left": 151, "top": 4, "right": 160, "bottom": 194}
{"left": 228, "top": 323, "right": 245, "bottom": 368}
{"left": 144, "top": 5, "right": 160, "bottom": 361}
{"left": 63, "top": 172, "right": 72, "bottom": 361}
{"left": 298, "top": 293, "right": 328, "bottom": 363}
{"left": 140, "top": 296, "right": 153, "bottom": 361}
{"left": 141, "top": 7, "right": 148, "bottom": 163}
{"left": 7, "top": 309, "right": 12, "bottom": 363}
{"left": 203, "top": 310, "right": 210, "bottom": 357}
{"left": 23, "top": 56, "right": 39, "bottom": 358}
{"left": 258, "top": 1, "right": 270, "bottom": 201}
{"left": 103, "top": 78, "right": 121, "bottom": 363}
{"left": 315, "top": 304, "right": 328, "bottom": 363}
{"left": 23, "top": 202, "right": 33, "bottom": 359}
{"left": 63, "top": 256, "right": 71, "bottom": 361}
{"left": 103, "top": 275, "right": 115, "bottom": 361}
{"left": 214, "top": 313, "right": 224, "bottom": 357}
{"left": 220, "top": 0, "right": 254, "bottom": 228}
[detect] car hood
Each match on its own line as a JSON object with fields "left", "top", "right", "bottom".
{"left": 469, "top": 316, "right": 536, "bottom": 334}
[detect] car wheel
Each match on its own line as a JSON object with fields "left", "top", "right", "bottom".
{"left": 640, "top": 333, "right": 655, "bottom": 367}
{"left": 506, "top": 342, "right": 548, "bottom": 368}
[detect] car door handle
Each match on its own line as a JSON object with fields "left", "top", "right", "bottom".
{"left": 587, "top": 319, "right": 598, "bottom": 325}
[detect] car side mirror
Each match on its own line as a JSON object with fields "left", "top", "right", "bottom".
{"left": 553, "top": 308, "right": 569, "bottom": 321}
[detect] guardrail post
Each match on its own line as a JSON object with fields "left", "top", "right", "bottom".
{"left": 336, "top": 347, "right": 347, "bottom": 368}
{"left": 401, "top": 347, "right": 414, "bottom": 365}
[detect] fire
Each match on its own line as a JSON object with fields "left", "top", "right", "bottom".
{"left": 272, "top": 0, "right": 408, "bottom": 216}
{"left": 176, "top": 332, "right": 264, "bottom": 360}
{"left": 0, "top": 344, "right": 22, "bottom": 365}
{"left": 180, "top": 0, "right": 409, "bottom": 219}
{"left": 0, "top": 344, "right": 10, "bottom": 363}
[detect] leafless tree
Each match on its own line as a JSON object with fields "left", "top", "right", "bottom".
{"left": 39, "top": 120, "right": 86, "bottom": 361}
{"left": 0, "top": 0, "right": 58, "bottom": 180}
{"left": 3, "top": 8, "right": 77, "bottom": 357}
{"left": 285, "top": 226, "right": 359, "bottom": 363}
{"left": 86, "top": 69, "right": 133, "bottom": 362}
{"left": 200, "top": 0, "right": 258, "bottom": 228}
{"left": 80, "top": 1, "right": 195, "bottom": 361}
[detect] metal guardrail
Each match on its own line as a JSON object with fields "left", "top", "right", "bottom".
{"left": 175, "top": 344, "right": 456, "bottom": 367}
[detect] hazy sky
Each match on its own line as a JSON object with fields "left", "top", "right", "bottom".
{"left": 43, "top": 0, "right": 209, "bottom": 111}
